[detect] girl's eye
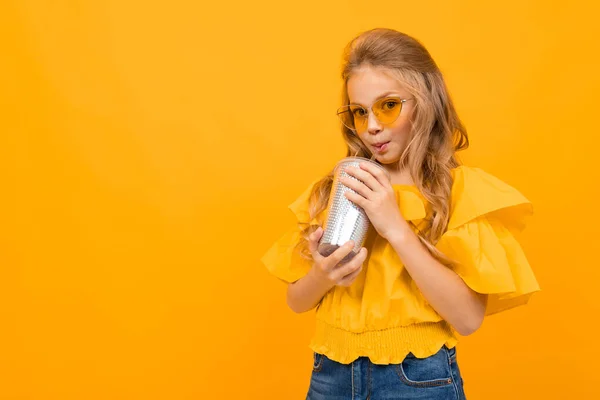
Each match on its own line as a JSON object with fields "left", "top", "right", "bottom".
{"left": 352, "top": 108, "right": 367, "bottom": 117}
{"left": 383, "top": 100, "right": 399, "bottom": 110}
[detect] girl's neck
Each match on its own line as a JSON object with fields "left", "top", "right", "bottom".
{"left": 384, "top": 164, "right": 414, "bottom": 186}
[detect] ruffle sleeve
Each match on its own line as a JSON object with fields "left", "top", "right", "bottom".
{"left": 260, "top": 180, "right": 322, "bottom": 283}
{"left": 436, "top": 166, "right": 540, "bottom": 316}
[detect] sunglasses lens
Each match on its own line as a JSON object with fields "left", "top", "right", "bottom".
{"left": 350, "top": 105, "right": 368, "bottom": 131}
{"left": 373, "top": 98, "right": 403, "bottom": 124}
{"left": 337, "top": 106, "right": 368, "bottom": 131}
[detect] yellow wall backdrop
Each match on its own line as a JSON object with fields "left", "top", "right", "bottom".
{"left": 1, "top": 0, "right": 598, "bottom": 399}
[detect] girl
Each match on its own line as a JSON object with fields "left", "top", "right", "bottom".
{"left": 261, "top": 28, "right": 539, "bottom": 400}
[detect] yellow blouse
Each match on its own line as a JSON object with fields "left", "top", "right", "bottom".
{"left": 261, "top": 165, "right": 540, "bottom": 365}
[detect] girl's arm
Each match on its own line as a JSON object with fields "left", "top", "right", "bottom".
{"left": 342, "top": 163, "right": 486, "bottom": 336}
{"left": 387, "top": 226, "right": 487, "bottom": 336}
{"left": 286, "top": 227, "right": 367, "bottom": 313}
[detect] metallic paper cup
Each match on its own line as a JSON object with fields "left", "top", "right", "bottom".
{"left": 318, "top": 156, "right": 389, "bottom": 264}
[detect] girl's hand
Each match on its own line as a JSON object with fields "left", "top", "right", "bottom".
{"left": 340, "top": 162, "right": 407, "bottom": 241}
{"left": 307, "top": 227, "right": 367, "bottom": 288}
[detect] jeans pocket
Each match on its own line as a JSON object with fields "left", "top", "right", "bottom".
{"left": 312, "top": 352, "right": 325, "bottom": 372}
{"left": 395, "top": 348, "right": 454, "bottom": 388}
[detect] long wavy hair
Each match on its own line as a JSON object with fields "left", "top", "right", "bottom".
{"left": 298, "top": 28, "right": 469, "bottom": 264}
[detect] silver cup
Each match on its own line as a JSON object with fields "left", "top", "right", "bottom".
{"left": 318, "top": 157, "right": 389, "bottom": 264}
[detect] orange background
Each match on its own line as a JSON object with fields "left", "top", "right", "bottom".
{"left": 1, "top": 1, "right": 598, "bottom": 399}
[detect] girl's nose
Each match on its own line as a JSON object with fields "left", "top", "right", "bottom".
{"left": 367, "top": 112, "right": 382, "bottom": 135}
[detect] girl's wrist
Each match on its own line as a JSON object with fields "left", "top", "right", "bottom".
{"left": 308, "top": 265, "right": 336, "bottom": 292}
{"left": 385, "top": 219, "right": 414, "bottom": 247}
{"left": 382, "top": 218, "right": 412, "bottom": 242}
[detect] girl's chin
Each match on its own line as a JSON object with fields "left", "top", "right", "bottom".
{"left": 372, "top": 152, "right": 401, "bottom": 165}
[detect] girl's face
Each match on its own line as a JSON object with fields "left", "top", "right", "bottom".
{"left": 346, "top": 66, "right": 414, "bottom": 167}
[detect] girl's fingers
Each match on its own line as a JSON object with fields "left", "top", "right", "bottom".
{"left": 333, "top": 248, "right": 367, "bottom": 282}
{"left": 340, "top": 176, "right": 371, "bottom": 199}
{"left": 308, "top": 227, "right": 324, "bottom": 261}
{"left": 345, "top": 165, "right": 382, "bottom": 191}
{"left": 358, "top": 162, "right": 391, "bottom": 188}
{"left": 344, "top": 190, "right": 367, "bottom": 208}
{"left": 337, "top": 261, "right": 364, "bottom": 287}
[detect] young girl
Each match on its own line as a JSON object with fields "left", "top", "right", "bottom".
{"left": 261, "top": 28, "right": 539, "bottom": 400}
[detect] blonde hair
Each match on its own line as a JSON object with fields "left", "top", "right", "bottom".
{"left": 298, "top": 28, "right": 469, "bottom": 264}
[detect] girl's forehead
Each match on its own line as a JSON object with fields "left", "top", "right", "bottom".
{"left": 347, "top": 67, "right": 410, "bottom": 104}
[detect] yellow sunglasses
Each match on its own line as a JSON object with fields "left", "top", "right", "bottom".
{"left": 337, "top": 96, "right": 412, "bottom": 132}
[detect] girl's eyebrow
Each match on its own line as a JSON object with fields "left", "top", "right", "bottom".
{"left": 349, "top": 91, "right": 403, "bottom": 106}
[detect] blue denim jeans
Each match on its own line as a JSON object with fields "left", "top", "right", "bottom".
{"left": 306, "top": 345, "right": 466, "bottom": 400}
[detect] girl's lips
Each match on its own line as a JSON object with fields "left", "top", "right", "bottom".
{"left": 373, "top": 142, "right": 390, "bottom": 152}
